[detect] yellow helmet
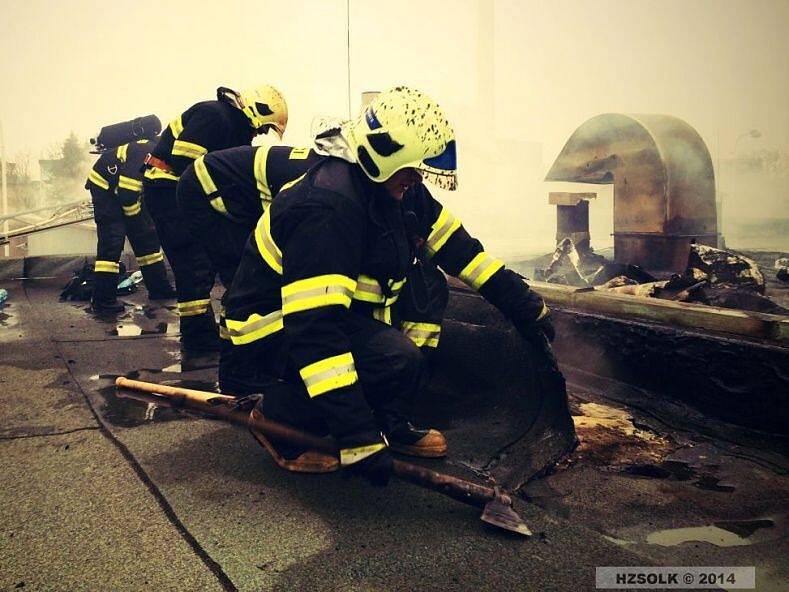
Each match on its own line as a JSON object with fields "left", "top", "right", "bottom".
{"left": 237, "top": 85, "right": 288, "bottom": 137}
{"left": 346, "top": 86, "right": 457, "bottom": 190}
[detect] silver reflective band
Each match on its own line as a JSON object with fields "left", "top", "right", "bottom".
{"left": 302, "top": 362, "right": 355, "bottom": 391}
{"left": 426, "top": 208, "right": 460, "bottom": 254}
{"left": 595, "top": 567, "right": 755, "bottom": 589}
{"left": 282, "top": 284, "right": 354, "bottom": 308}
{"left": 225, "top": 310, "right": 283, "bottom": 338}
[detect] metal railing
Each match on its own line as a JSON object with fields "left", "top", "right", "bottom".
{"left": 0, "top": 199, "right": 93, "bottom": 246}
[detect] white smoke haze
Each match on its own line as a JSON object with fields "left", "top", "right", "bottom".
{"left": 1, "top": 0, "right": 787, "bottom": 255}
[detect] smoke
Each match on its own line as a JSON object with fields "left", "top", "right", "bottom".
{"left": 1, "top": 0, "right": 787, "bottom": 254}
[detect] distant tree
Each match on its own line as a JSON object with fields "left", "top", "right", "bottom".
{"left": 8, "top": 153, "right": 40, "bottom": 211}
{"left": 42, "top": 132, "right": 91, "bottom": 204}
{"left": 50, "top": 133, "right": 88, "bottom": 178}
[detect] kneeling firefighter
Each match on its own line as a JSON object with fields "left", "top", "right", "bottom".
{"left": 142, "top": 85, "right": 288, "bottom": 350}
{"left": 85, "top": 115, "right": 174, "bottom": 313}
{"left": 219, "top": 87, "right": 554, "bottom": 486}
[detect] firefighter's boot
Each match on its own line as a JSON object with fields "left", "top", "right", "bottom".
{"left": 179, "top": 311, "right": 220, "bottom": 352}
{"left": 91, "top": 272, "right": 125, "bottom": 314}
{"left": 141, "top": 260, "right": 176, "bottom": 300}
{"left": 387, "top": 421, "right": 447, "bottom": 458}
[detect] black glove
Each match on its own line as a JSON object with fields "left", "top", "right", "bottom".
{"left": 515, "top": 291, "right": 555, "bottom": 343}
{"left": 343, "top": 447, "right": 394, "bottom": 487}
{"left": 534, "top": 309, "right": 555, "bottom": 343}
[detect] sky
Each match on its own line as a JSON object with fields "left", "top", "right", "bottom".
{"left": 1, "top": 0, "right": 788, "bottom": 252}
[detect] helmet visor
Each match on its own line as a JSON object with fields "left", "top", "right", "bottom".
{"left": 420, "top": 139, "right": 457, "bottom": 190}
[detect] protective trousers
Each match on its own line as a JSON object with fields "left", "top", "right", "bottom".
{"left": 219, "top": 313, "right": 427, "bottom": 436}
{"left": 90, "top": 187, "right": 171, "bottom": 304}
{"left": 143, "top": 184, "right": 219, "bottom": 350}
{"left": 394, "top": 258, "right": 449, "bottom": 363}
{"left": 176, "top": 168, "right": 252, "bottom": 289}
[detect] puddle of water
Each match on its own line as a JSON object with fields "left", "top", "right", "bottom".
{"left": 110, "top": 322, "right": 179, "bottom": 337}
{"left": 622, "top": 460, "right": 736, "bottom": 492}
{"left": 715, "top": 518, "right": 775, "bottom": 538}
{"left": 0, "top": 311, "right": 16, "bottom": 328}
{"left": 602, "top": 534, "right": 634, "bottom": 547}
{"left": 142, "top": 305, "right": 178, "bottom": 319}
{"left": 112, "top": 324, "right": 143, "bottom": 337}
{"left": 95, "top": 382, "right": 187, "bottom": 427}
{"left": 647, "top": 519, "right": 776, "bottom": 547}
{"left": 89, "top": 371, "right": 222, "bottom": 427}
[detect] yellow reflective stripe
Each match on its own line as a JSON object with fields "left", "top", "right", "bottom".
{"left": 193, "top": 156, "right": 218, "bottom": 194}
{"left": 254, "top": 145, "right": 272, "bottom": 200}
{"left": 118, "top": 175, "right": 143, "bottom": 193}
{"left": 353, "top": 275, "right": 384, "bottom": 303}
{"left": 279, "top": 173, "right": 305, "bottom": 193}
{"left": 88, "top": 169, "right": 110, "bottom": 190}
{"left": 144, "top": 167, "right": 179, "bottom": 181}
{"left": 537, "top": 302, "right": 550, "bottom": 321}
{"left": 353, "top": 275, "right": 404, "bottom": 306}
{"left": 177, "top": 299, "right": 211, "bottom": 317}
{"left": 122, "top": 200, "right": 142, "bottom": 216}
{"left": 401, "top": 321, "right": 441, "bottom": 348}
{"left": 193, "top": 158, "right": 228, "bottom": 215}
{"left": 172, "top": 140, "right": 208, "bottom": 160}
{"left": 254, "top": 208, "right": 283, "bottom": 274}
{"left": 281, "top": 274, "right": 356, "bottom": 315}
{"left": 458, "top": 252, "right": 505, "bottom": 290}
{"left": 116, "top": 144, "right": 128, "bottom": 162}
{"left": 299, "top": 352, "right": 358, "bottom": 398}
{"left": 94, "top": 260, "right": 119, "bottom": 273}
{"left": 209, "top": 197, "right": 228, "bottom": 215}
{"left": 225, "top": 310, "right": 284, "bottom": 345}
{"left": 372, "top": 306, "right": 392, "bottom": 325}
{"left": 340, "top": 442, "right": 386, "bottom": 466}
{"left": 389, "top": 278, "right": 406, "bottom": 298}
{"left": 288, "top": 147, "right": 311, "bottom": 160}
{"left": 169, "top": 116, "right": 184, "bottom": 139}
{"left": 136, "top": 250, "right": 164, "bottom": 266}
{"left": 426, "top": 207, "right": 461, "bottom": 256}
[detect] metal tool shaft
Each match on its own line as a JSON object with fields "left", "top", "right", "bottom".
{"left": 115, "top": 377, "right": 529, "bottom": 534}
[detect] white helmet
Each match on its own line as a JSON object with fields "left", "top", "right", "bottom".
{"left": 346, "top": 86, "right": 457, "bottom": 190}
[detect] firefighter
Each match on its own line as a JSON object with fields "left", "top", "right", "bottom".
{"left": 86, "top": 139, "right": 174, "bottom": 313}
{"left": 219, "top": 87, "right": 554, "bottom": 485}
{"left": 176, "top": 144, "right": 323, "bottom": 288}
{"left": 142, "top": 85, "right": 288, "bottom": 351}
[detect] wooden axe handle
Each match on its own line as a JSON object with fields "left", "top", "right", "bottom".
{"left": 115, "top": 377, "right": 499, "bottom": 508}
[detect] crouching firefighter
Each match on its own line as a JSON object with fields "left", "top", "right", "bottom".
{"left": 219, "top": 87, "right": 554, "bottom": 487}
{"left": 85, "top": 116, "right": 174, "bottom": 313}
{"left": 142, "top": 84, "right": 288, "bottom": 351}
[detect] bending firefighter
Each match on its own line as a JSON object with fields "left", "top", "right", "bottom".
{"left": 177, "top": 144, "right": 323, "bottom": 288}
{"left": 219, "top": 87, "right": 554, "bottom": 486}
{"left": 142, "top": 84, "right": 288, "bottom": 350}
{"left": 85, "top": 120, "right": 174, "bottom": 313}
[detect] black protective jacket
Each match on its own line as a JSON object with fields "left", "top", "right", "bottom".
{"left": 223, "top": 158, "right": 545, "bottom": 458}
{"left": 144, "top": 100, "right": 253, "bottom": 187}
{"left": 86, "top": 140, "right": 151, "bottom": 208}
{"left": 187, "top": 144, "right": 324, "bottom": 227}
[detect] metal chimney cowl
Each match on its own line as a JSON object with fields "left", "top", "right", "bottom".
{"left": 545, "top": 113, "right": 718, "bottom": 272}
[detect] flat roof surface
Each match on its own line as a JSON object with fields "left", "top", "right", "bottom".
{"left": 1, "top": 278, "right": 787, "bottom": 591}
